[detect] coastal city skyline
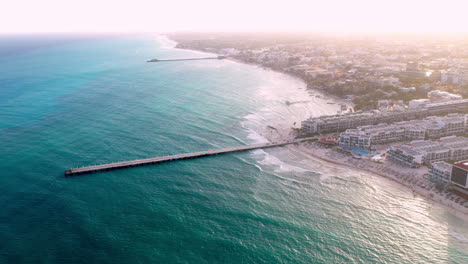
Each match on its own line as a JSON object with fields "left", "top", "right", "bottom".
{"left": 2, "top": 0, "right": 468, "bottom": 33}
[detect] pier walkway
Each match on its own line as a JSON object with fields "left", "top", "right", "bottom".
{"left": 65, "top": 137, "right": 317, "bottom": 176}
{"left": 147, "top": 56, "right": 226, "bottom": 62}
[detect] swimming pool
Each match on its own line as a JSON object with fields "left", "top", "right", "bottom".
{"left": 348, "top": 147, "right": 370, "bottom": 156}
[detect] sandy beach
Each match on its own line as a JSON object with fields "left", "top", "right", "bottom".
{"left": 290, "top": 141, "right": 468, "bottom": 218}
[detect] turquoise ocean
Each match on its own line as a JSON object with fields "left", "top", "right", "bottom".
{"left": 0, "top": 34, "right": 467, "bottom": 263}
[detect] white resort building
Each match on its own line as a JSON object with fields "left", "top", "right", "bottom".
{"left": 301, "top": 98, "right": 468, "bottom": 135}
{"left": 451, "top": 160, "right": 468, "bottom": 190}
{"left": 387, "top": 136, "right": 468, "bottom": 167}
{"left": 429, "top": 161, "right": 453, "bottom": 183}
{"left": 338, "top": 114, "right": 467, "bottom": 148}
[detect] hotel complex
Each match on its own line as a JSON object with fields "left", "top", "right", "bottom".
{"left": 387, "top": 136, "right": 468, "bottom": 167}
{"left": 301, "top": 98, "right": 468, "bottom": 135}
{"left": 300, "top": 92, "right": 468, "bottom": 193}
{"left": 338, "top": 113, "right": 467, "bottom": 149}
{"left": 429, "top": 160, "right": 468, "bottom": 190}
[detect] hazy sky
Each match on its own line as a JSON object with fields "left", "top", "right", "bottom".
{"left": 1, "top": 0, "right": 468, "bottom": 33}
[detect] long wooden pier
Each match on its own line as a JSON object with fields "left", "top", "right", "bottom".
{"left": 147, "top": 56, "right": 226, "bottom": 62}
{"left": 65, "top": 137, "right": 317, "bottom": 176}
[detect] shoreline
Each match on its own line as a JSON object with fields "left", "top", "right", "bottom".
{"left": 291, "top": 142, "right": 468, "bottom": 218}
{"left": 170, "top": 44, "right": 350, "bottom": 103}
{"left": 165, "top": 35, "right": 353, "bottom": 110}
{"left": 164, "top": 35, "right": 468, "bottom": 219}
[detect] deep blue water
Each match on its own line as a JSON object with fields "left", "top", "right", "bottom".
{"left": 0, "top": 34, "right": 467, "bottom": 263}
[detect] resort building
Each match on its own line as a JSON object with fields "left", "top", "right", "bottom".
{"left": 301, "top": 99, "right": 468, "bottom": 135}
{"left": 426, "top": 99, "right": 468, "bottom": 114}
{"left": 451, "top": 160, "right": 468, "bottom": 190}
{"left": 387, "top": 136, "right": 468, "bottom": 167}
{"left": 386, "top": 144, "right": 425, "bottom": 167}
{"left": 338, "top": 129, "right": 371, "bottom": 149}
{"left": 302, "top": 109, "right": 419, "bottom": 135}
{"left": 338, "top": 123, "right": 404, "bottom": 148}
{"left": 429, "top": 161, "right": 453, "bottom": 183}
{"left": 396, "top": 121, "right": 426, "bottom": 140}
{"left": 439, "top": 136, "right": 468, "bottom": 161}
{"left": 338, "top": 114, "right": 467, "bottom": 148}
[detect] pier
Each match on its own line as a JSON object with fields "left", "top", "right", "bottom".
{"left": 147, "top": 55, "right": 226, "bottom": 62}
{"left": 65, "top": 137, "right": 317, "bottom": 176}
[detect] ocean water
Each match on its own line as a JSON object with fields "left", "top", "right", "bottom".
{"left": 0, "top": 33, "right": 467, "bottom": 263}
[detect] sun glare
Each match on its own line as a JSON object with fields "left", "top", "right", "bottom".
{"left": 1, "top": 0, "right": 468, "bottom": 33}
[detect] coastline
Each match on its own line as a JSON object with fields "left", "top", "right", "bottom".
{"left": 166, "top": 37, "right": 353, "bottom": 110}
{"left": 163, "top": 34, "right": 468, "bottom": 219}
{"left": 169, "top": 41, "right": 350, "bottom": 104}
{"left": 292, "top": 142, "right": 468, "bottom": 218}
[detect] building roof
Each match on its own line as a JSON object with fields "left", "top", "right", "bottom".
{"left": 391, "top": 145, "right": 422, "bottom": 156}
{"left": 454, "top": 160, "right": 468, "bottom": 171}
{"left": 431, "top": 161, "right": 452, "bottom": 171}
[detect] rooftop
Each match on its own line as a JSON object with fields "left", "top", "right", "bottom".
{"left": 453, "top": 160, "right": 468, "bottom": 171}
{"left": 432, "top": 161, "right": 452, "bottom": 171}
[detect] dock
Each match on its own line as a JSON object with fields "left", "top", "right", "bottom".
{"left": 65, "top": 137, "right": 317, "bottom": 176}
{"left": 147, "top": 55, "right": 226, "bottom": 62}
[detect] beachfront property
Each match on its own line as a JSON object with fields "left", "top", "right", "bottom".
{"left": 338, "top": 129, "right": 372, "bottom": 149}
{"left": 429, "top": 160, "right": 468, "bottom": 191}
{"left": 338, "top": 123, "right": 404, "bottom": 148}
{"left": 439, "top": 135, "right": 468, "bottom": 161}
{"left": 429, "top": 161, "right": 453, "bottom": 183}
{"left": 337, "top": 113, "right": 467, "bottom": 148}
{"left": 424, "top": 114, "right": 467, "bottom": 139}
{"left": 395, "top": 120, "right": 427, "bottom": 140}
{"left": 451, "top": 160, "right": 468, "bottom": 189}
{"left": 302, "top": 108, "right": 418, "bottom": 135}
{"left": 301, "top": 98, "right": 468, "bottom": 135}
{"left": 387, "top": 142, "right": 433, "bottom": 167}
{"left": 387, "top": 136, "right": 468, "bottom": 167}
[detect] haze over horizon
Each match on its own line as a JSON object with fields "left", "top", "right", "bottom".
{"left": 2, "top": 0, "right": 468, "bottom": 34}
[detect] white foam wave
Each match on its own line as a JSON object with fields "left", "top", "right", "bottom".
{"left": 245, "top": 128, "right": 269, "bottom": 144}
{"left": 155, "top": 35, "right": 177, "bottom": 49}
{"left": 255, "top": 149, "right": 307, "bottom": 173}
{"left": 448, "top": 230, "right": 468, "bottom": 243}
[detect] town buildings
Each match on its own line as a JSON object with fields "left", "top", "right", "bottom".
{"left": 171, "top": 33, "right": 468, "bottom": 114}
